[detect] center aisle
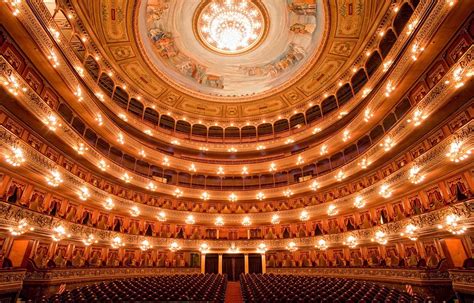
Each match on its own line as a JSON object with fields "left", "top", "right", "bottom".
{"left": 225, "top": 281, "right": 244, "bottom": 303}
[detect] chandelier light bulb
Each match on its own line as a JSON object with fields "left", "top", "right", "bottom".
{"left": 271, "top": 214, "right": 280, "bottom": 225}
{"left": 315, "top": 239, "right": 328, "bottom": 250}
{"left": 215, "top": 216, "right": 224, "bottom": 226}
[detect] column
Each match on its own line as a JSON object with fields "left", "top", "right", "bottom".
{"left": 218, "top": 254, "right": 223, "bottom": 274}
{"left": 244, "top": 254, "right": 249, "bottom": 274}
{"left": 261, "top": 254, "right": 266, "bottom": 274}
{"left": 201, "top": 254, "right": 206, "bottom": 274}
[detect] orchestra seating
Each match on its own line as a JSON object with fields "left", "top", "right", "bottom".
{"left": 41, "top": 274, "right": 226, "bottom": 303}
{"left": 240, "top": 273, "right": 425, "bottom": 303}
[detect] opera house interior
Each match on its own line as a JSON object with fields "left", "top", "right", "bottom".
{"left": 0, "top": 0, "right": 473, "bottom": 302}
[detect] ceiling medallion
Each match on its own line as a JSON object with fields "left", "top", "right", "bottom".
{"left": 194, "top": 0, "right": 269, "bottom": 55}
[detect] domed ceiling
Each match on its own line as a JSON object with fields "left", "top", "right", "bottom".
{"left": 139, "top": 0, "right": 325, "bottom": 98}
{"left": 76, "top": 0, "right": 384, "bottom": 120}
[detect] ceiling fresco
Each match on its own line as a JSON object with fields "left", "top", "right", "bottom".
{"left": 75, "top": 0, "right": 386, "bottom": 120}
{"left": 140, "top": 0, "right": 324, "bottom": 98}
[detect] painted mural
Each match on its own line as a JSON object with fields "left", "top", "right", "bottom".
{"left": 142, "top": 0, "right": 324, "bottom": 97}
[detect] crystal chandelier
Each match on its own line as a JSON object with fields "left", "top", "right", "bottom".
{"left": 315, "top": 239, "right": 328, "bottom": 250}
{"left": 157, "top": 211, "right": 167, "bottom": 222}
{"left": 169, "top": 242, "right": 181, "bottom": 252}
{"left": 52, "top": 225, "right": 71, "bottom": 242}
{"left": 82, "top": 234, "right": 98, "bottom": 246}
{"left": 140, "top": 240, "right": 152, "bottom": 251}
{"left": 185, "top": 215, "right": 196, "bottom": 225}
{"left": 199, "top": 243, "right": 210, "bottom": 254}
{"left": 227, "top": 243, "right": 240, "bottom": 253}
{"left": 9, "top": 219, "right": 34, "bottom": 236}
{"left": 400, "top": 223, "right": 418, "bottom": 241}
{"left": 111, "top": 236, "right": 125, "bottom": 248}
{"left": 271, "top": 214, "right": 280, "bottom": 225}
{"left": 215, "top": 216, "right": 224, "bottom": 226}
{"left": 196, "top": 0, "right": 266, "bottom": 54}
{"left": 371, "top": 230, "right": 388, "bottom": 245}
{"left": 343, "top": 235, "right": 358, "bottom": 248}
{"left": 5, "top": 147, "right": 25, "bottom": 167}
{"left": 286, "top": 241, "right": 297, "bottom": 252}
{"left": 242, "top": 216, "right": 251, "bottom": 226}
{"left": 257, "top": 243, "right": 267, "bottom": 254}
{"left": 104, "top": 198, "right": 115, "bottom": 210}
{"left": 438, "top": 214, "right": 467, "bottom": 235}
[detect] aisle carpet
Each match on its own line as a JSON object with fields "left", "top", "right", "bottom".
{"left": 225, "top": 281, "right": 244, "bottom": 303}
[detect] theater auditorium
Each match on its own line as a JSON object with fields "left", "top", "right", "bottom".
{"left": 0, "top": 0, "right": 473, "bottom": 302}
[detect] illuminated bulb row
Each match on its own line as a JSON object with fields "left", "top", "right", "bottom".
{"left": 283, "top": 189, "right": 293, "bottom": 197}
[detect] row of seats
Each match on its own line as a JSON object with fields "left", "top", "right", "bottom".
{"left": 240, "top": 273, "right": 426, "bottom": 303}
{"left": 41, "top": 274, "right": 226, "bottom": 302}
